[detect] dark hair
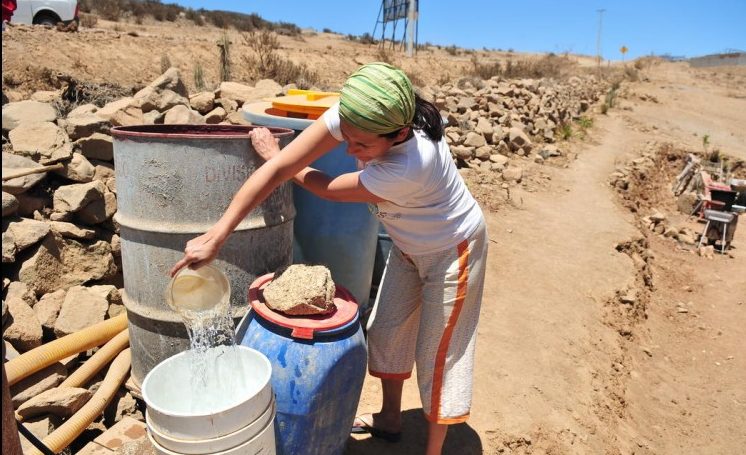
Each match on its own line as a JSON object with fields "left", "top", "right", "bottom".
{"left": 382, "top": 93, "right": 444, "bottom": 142}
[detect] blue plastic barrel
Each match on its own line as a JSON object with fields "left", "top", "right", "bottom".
{"left": 243, "top": 102, "right": 379, "bottom": 309}
{"left": 236, "top": 273, "right": 367, "bottom": 455}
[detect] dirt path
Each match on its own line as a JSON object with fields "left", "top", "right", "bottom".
{"left": 348, "top": 63, "right": 746, "bottom": 454}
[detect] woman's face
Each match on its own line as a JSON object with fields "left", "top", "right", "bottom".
{"left": 339, "top": 120, "right": 410, "bottom": 162}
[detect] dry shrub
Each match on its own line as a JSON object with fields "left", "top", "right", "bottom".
{"left": 217, "top": 33, "right": 232, "bottom": 82}
{"left": 445, "top": 45, "right": 459, "bottom": 56}
{"left": 471, "top": 53, "right": 575, "bottom": 80}
{"left": 79, "top": 13, "right": 97, "bottom": 28}
{"left": 242, "top": 30, "right": 318, "bottom": 87}
{"left": 375, "top": 47, "right": 395, "bottom": 65}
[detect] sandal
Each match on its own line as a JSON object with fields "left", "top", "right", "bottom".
{"left": 351, "top": 414, "right": 402, "bottom": 442}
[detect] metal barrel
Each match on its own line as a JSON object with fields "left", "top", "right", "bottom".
{"left": 111, "top": 124, "right": 295, "bottom": 388}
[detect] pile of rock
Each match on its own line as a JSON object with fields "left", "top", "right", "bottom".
{"left": 641, "top": 210, "right": 698, "bottom": 246}
{"left": 2, "top": 67, "right": 287, "bottom": 449}
{"left": 427, "top": 75, "right": 605, "bottom": 179}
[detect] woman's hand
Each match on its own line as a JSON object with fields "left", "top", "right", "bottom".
{"left": 249, "top": 127, "right": 281, "bottom": 161}
{"left": 169, "top": 230, "right": 224, "bottom": 277}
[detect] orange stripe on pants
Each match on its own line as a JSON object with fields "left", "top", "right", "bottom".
{"left": 429, "top": 239, "right": 470, "bottom": 421}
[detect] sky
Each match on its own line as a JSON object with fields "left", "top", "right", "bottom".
{"left": 173, "top": 1, "right": 746, "bottom": 60}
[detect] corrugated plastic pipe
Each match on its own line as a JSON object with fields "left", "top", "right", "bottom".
{"left": 29, "top": 349, "right": 132, "bottom": 455}
{"left": 5, "top": 313, "right": 128, "bottom": 386}
{"left": 59, "top": 329, "right": 130, "bottom": 388}
{"left": 15, "top": 329, "right": 131, "bottom": 424}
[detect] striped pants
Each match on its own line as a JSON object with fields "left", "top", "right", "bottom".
{"left": 366, "top": 221, "right": 487, "bottom": 424}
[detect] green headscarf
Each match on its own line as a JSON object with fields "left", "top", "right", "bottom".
{"left": 339, "top": 62, "right": 415, "bottom": 134}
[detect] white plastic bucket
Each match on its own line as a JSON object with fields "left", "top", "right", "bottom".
{"left": 148, "top": 398, "right": 276, "bottom": 454}
{"left": 142, "top": 346, "right": 273, "bottom": 440}
{"left": 147, "top": 407, "right": 277, "bottom": 455}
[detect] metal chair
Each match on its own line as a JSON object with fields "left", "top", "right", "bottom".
{"left": 698, "top": 209, "right": 736, "bottom": 254}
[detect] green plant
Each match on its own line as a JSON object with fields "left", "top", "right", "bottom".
{"left": 577, "top": 116, "right": 593, "bottom": 129}
{"left": 602, "top": 84, "right": 618, "bottom": 113}
{"left": 558, "top": 122, "right": 573, "bottom": 140}
{"left": 217, "top": 33, "right": 232, "bottom": 82}
{"left": 160, "top": 55, "right": 172, "bottom": 74}
{"left": 702, "top": 134, "right": 710, "bottom": 154}
{"left": 193, "top": 62, "right": 206, "bottom": 91}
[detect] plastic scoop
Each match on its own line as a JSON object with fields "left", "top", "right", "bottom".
{"left": 166, "top": 265, "right": 231, "bottom": 314}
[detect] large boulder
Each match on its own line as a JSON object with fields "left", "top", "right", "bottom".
{"left": 10, "top": 362, "right": 67, "bottom": 407}
{"left": 4, "top": 296, "right": 44, "bottom": 351}
{"left": 16, "top": 387, "right": 92, "bottom": 420}
{"left": 53, "top": 153, "right": 96, "bottom": 183}
{"left": 74, "top": 133, "right": 113, "bottom": 162}
{"left": 508, "top": 127, "right": 532, "bottom": 152}
{"left": 2, "top": 153, "right": 48, "bottom": 195}
{"left": 2, "top": 100, "right": 57, "bottom": 130}
{"left": 263, "top": 265, "right": 335, "bottom": 315}
{"left": 61, "top": 114, "right": 108, "bottom": 141}
{"left": 54, "top": 285, "right": 119, "bottom": 337}
{"left": 5, "top": 218, "right": 51, "bottom": 252}
{"left": 164, "top": 105, "right": 205, "bottom": 124}
{"left": 8, "top": 122, "right": 73, "bottom": 162}
{"left": 2, "top": 191, "right": 19, "bottom": 216}
{"left": 19, "top": 232, "right": 116, "bottom": 295}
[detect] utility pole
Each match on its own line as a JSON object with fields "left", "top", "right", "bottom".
{"left": 406, "top": 0, "right": 416, "bottom": 57}
{"left": 596, "top": 9, "right": 606, "bottom": 68}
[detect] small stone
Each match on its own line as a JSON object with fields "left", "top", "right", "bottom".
{"left": 2, "top": 191, "right": 19, "bottom": 216}
{"left": 54, "top": 285, "right": 119, "bottom": 337}
{"left": 54, "top": 153, "right": 96, "bottom": 183}
{"left": 62, "top": 114, "right": 108, "bottom": 141}
{"left": 75, "top": 133, "right": 114, "bottom": 162}
{"left": 2, "top": 100, "right": 57, "bottom": 130}
{"left": 2, "top": 152, "right": 49, "bottom": 195}
{"left": 4, "top": 296, "right": 43, "bottom": 351}
{"left": 502, "top": 166, "right": 524, "bottom": 182}
{"left": 35, "top": 289, "right": 67, "bottom": 330}
{"left": 16, "top": 387, "right": 92, "bottom": 419}
{"left": 164, "top": 105, "right": 205, "bottom": 124}
{"left": 5, "top": 218, "right": 50, "bottom": 252}
{"left": 189, "top": 91, "right": 215, "bottom": 114}
{"left": 49, "top": 221, "right": 96, "bottom": 240}
{"left": 10, "top": 363, "right": 67, "bottom": 407}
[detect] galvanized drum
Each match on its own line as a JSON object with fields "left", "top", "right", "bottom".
{"left": 112, "top": 124, "right": 295, "bottom": 388}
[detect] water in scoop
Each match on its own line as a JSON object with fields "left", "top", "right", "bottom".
{"left": 169, "top": 270, "right": 245, "bottom": 413}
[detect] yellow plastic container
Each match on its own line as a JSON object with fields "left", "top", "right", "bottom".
{"left": 266, "top": 89, "right": 339, "bottom": 120}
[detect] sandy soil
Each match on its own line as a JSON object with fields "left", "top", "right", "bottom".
{"left": 2, "top": 17, "right": 745, "bottom": 455}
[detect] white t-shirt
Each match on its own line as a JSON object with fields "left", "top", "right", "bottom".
{"left": 322, "top": 103, "right": 484, "bottom": 255}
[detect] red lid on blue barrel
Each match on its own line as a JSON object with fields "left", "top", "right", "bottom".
{"left": 248, "top": 273, "right": 359, "bottom": 340}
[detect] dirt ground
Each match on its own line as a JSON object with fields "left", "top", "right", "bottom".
{"left": 3, "top": 17, "right": 745, "bottom": 455}
{"left": 350, "top": 62, "right": 746, "bottom": 454}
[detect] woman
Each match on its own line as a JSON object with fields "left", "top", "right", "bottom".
{"left": 171, "top": 63, "right": 487, "bottom": 455}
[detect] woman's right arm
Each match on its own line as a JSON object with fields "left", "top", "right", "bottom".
{"left": 169, "top": 119, "right": 340, "bottom": 275}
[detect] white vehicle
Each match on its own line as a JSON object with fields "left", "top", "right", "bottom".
{"left": 11, "top": 0, "right": 79, "bottom": 26}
